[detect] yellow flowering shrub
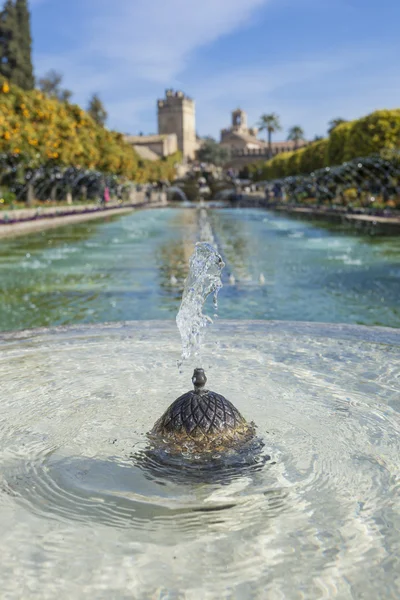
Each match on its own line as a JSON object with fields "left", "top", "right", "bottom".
{"left": 299, "top": 139, "right": 328, "bottom": 173}
{"left": 265, "top": 152, "right": 294, "bottom": 179}
{"left": 0, "top": 77, "right": 179, "bottom": 182}
{"left": 326, "top": 122, "right": 352, "bottom": 165}
{"left": 344, "top": 109, "right": 400, "bottom": 160}
{"left": 286, "top": 149, "right": 304, "bottom": 176}
{"left": 253, "top": 109, "right": 400, "bottom": 181}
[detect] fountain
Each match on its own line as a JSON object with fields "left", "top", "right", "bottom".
{"left": 0, "top": 229, "right": 399, "bottom": 597}
{"left": 150, "top": 242, "right": 257, "bottom": 458}
{"left": 0, "top": 156, "right": 127, "bottom": 203}
{"left": 150, "top": 367, "right": 256, "bottom": 455}
{"left": 166, "top": 185, "right": 190, "bottom": 204}
{"left": 259, "top": 152, "right": 400, "bottom": 211}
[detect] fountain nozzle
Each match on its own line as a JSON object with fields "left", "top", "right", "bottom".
{"left": 192, "top": 368, "right": 207, "bottom": 391}
{"left": 150, "top": 369, "right": 256, "bottom": 455}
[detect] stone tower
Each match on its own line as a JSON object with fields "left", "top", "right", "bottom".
{"left": 158, "top": 90, "right": 197, "bottom": 160}
{"left": 231, "top": 108, "right": 248, "bottom": 133}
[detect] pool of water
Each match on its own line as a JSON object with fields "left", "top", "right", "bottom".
{"left": 0, "top": 321, "right": 399, "bottom": 599}
{"left": 0, "top": 206, "right": 399, "bottom": 331}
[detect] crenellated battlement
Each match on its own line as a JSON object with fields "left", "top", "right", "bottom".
{"left": 158, "top": 89, "right": 194, "bottom": 109}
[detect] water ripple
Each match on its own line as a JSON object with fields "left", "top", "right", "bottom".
{"left": 0, "top": 322, "right": 399, "bottom": 598}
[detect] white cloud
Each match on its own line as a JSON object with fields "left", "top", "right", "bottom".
{"left": 31, "top": 1, "right": 400, "bottom": 140}
{"left": 87, "top": 0, "right": 269, "bottom": 82}
{"left": 191, "top": 47, "right": 378, "bottom": 138}
{"left": 33, "top": 0, "right": 271, "bottom": 132}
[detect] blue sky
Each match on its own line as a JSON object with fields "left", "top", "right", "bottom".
{"left": 30, "top": 0, "right": 400, "bottom": 141}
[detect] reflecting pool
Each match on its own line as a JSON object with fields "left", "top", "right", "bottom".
{"left": 0, "top": 207, "right": 399, "bottom": 331}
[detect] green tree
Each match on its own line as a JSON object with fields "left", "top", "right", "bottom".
{"left": 38, "top": 69, "right": 61, "bottom": 95}
{"left": 0, "top": 0, "right": 23, "bottom": 86}
{"left": 258, "top": 113, "right": 282, "bottom": 156}
{"left": 197, "top": 137, "right": 231, "bottom": 166}
{"left": 38, "top": 69, "right": 72, "bottom": 101}
{"left": 58, "top": 88, "right": 72, "bottom": 102}
{"left": 328, "top": 118, "right": 347, "bottom": 135}
{"left": 15, "top": 0, "right": 34, "bottom": 89}
{"left": 87, "top": 93, "right": 107, "bottom": 126}
{"left": 287, "top": 125, "right": 305, "bottom": 149}
{"left": 0, "top": 0, "right": 33, "bottom": 89}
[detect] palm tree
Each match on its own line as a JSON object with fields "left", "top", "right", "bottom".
{"left": 328, "top": 118, "right": 347, "bottom": 135}
{"left": 258, "top": 113, "right": 282, "bottom": 157}
{"left": 287, "top": 125, "right": 305, "bottom": 150}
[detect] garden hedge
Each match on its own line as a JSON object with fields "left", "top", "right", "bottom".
{"left": 251, "top": 109, "right": 400, "bottom": 181}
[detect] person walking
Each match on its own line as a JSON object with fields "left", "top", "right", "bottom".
{"left": 145, "top": 185, "right": 152, "bottom": 202}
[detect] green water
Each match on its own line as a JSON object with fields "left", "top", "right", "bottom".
{"left": 0, "top": 207, "right": 399, "bottom": 331}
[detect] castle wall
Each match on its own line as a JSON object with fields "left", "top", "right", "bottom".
{"left": 123, "top": 134, "right": 178, "bottom": 158}
{"left": 220, "top": 130, "right": 265, "bottom": 150}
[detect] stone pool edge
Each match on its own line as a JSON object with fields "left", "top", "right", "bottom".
{"left": 1, "top": 320, "right": 399, "bottom": 347}
{"left": 0, "top": 196, "right": 167, "bottom": 238}
{"left": 234, "top": 193, "right": 400, "bottom": 234}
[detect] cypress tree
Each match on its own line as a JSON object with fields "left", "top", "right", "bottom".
{"left": 0, "top": 0, "right": 23, "bottom": 85}
{"left": 0, "top": 0, "right": 34, "bottom": 89}
{"left": 15, "top": 0, "right": 34, "bottom": 89}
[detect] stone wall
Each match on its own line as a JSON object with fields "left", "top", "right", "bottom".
{"left": 124, "top": 134, "right": 178, "bottom": 158}
{"left": 224, "top": 144, "right": 311, "bottom": 170}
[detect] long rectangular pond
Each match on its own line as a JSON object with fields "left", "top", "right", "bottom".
{"left": 0, "top": 206, "right": 399, "bottom": 331}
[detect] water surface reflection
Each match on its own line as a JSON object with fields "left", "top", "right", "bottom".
{"left": 0, "top": 207, "right": 399, "bottom": 330}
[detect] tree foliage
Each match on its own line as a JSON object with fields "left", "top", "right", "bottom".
{"left": 258, "top": 113, "right": 282, "bottom": 154}
{"left": 250, "top": 109, "right": 400, "bottom": 181}
{"left": 87, "top": 93, "right": 107, "bottom": 126}
{"left": 326, "top": 121, "right": 352, "bottom": 165}
{"left": 38, "top": 70, "right": 72, "bottom": 102}
{"left": 0, "top": 75, "right": 181, "bottom": 183}
{"left": 345, "top": 110, "right": 400, "bottom": 159}
{"left": 299, "top": 139, "right": 327, "bottom": 173}
{"left": 0, "top": 1, "right": 22, "bottom": 84}
{"left": 15, "top": 0, "right": 33, "bottom": 89}
{"left": 287, "top": 125, "right": 305, "bottom": 148}
{"left": 327, "top": 117, "right": 347, "bottom": 134}
{"left": 197, "top": 137, "right": 230, "bottom": 166}
{"left": 0, "top": 0, "right": 33, "bottom": 89}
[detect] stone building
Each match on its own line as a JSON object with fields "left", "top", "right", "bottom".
{"left": 158, "top": 90, "right": 197, "bottom": 160}
{"left": 220, "top": 109, "right": 265, "bottom": 151}
{"left": 220, "top": 108, "right": 307, "bottom": 154}
{"left": 124, "top": 133, "right": 178, "bottom": 161}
